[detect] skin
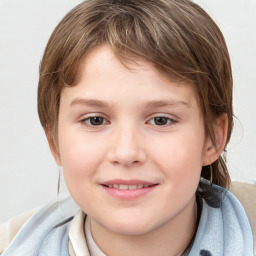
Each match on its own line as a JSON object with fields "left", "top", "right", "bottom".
{"left": 49, "top": 45, "right": 226, "bottom": 256}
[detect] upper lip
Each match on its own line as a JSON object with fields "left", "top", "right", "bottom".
{"left": 101, "top": 179, "right": 157, "bottom": 186}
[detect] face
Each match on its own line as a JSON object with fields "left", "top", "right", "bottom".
{"left": 55, "top": 45, "right": 211, "bottom": 238}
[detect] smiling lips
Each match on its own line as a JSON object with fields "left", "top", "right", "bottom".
{"left": 101, "top": 180, "right": 158, "bottom": 199}
{"left": 103, "top": 184, "right": 155, "bottom": 190}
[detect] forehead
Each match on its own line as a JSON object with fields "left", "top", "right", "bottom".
{"left": 59, "top": 45, "right": 202, "bottom": 119}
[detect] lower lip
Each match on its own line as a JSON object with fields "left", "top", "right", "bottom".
{"left": 101, "top": 185, "right": 157, "bottom": 200}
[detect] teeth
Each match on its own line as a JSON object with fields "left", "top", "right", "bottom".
{"left": 119, "top": 185, "right": 129, "bottom": 190}
{"left": 128, "top": 185, "right": 137, "bottom": 190}
{"left": 106, "top": 184, "right": 153, "bottom": 190}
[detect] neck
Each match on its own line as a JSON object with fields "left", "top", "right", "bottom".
{"left": 90, "top": 197, "right": 197, "bottom": 256}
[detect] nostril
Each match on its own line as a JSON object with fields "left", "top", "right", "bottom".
{"left": 111, "top": 158, "right": 144, "bottom": 167}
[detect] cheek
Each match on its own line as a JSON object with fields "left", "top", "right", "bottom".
{"left": 57, "top": 132, "right": 106, "bottom": 207}
{"left": 155, "top": 133, "right": 203, "bottom": 157}
{"left": 58, "top": 131, "right": 104, "bottom": 179}
{"left": 150, "top": 130, "right": 204, "bottom": 179}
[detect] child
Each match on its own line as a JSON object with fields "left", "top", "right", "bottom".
{"left": 0, "top": 0, "right": 253, "bottom": 255}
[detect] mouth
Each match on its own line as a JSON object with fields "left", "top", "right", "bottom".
{"left": 100, "top": 180, "right": 158, "bottom": 200}
{"left": 102, "top": 184, "right": 156, "bottom": 190}
{"left": 100, "top": 179, "right": 159, "bottom": 201}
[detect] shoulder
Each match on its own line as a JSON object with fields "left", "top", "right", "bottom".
{"left": 0, "top": 196, "right": 79, "bottom": 255}
{"left": 230, "top": 181, "right": 256, "bottom": 256}
{"left": 0, "top": 209, "right": 37, "bottom": 254}
{"left": 230, "top": 181, "right": 256, "bottom": 224}
{"left": 191, "top": 179, "right": 254, "bottom": 255}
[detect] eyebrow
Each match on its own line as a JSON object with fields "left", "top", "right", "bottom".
{"left": 70, "top": 98, "right": 190, "bottom": 109}
{"left": 145, "top": 99, "right": 190, "bottom": 108}
{"left": 70, "top": 98, "right": 109, "bottom": 108}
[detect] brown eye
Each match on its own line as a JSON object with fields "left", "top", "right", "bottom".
{"left": 153, "top": 117, "right": 169, "bottom": 126}
{"left": 147, "top": 116, "right": 177, "bottom": 127}
{"left": 86, "top": 117, "right": 105, "bottom": 126}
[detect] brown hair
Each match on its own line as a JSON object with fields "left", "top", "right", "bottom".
{"left": 38, "top": 0, "right": 233, "bottom": 188}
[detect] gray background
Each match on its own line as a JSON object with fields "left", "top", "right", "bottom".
{"left": 0, "top": 0, "right": 256, "bottom": 222}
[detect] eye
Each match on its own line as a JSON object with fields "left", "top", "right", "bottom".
{"left": 82, "top": 116, "right": 106, "bottom": 126}
{"left": 148, "top": 116, "right": 175, "bottom": 126}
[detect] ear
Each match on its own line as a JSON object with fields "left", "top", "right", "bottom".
{"left": 202, "top": 114, "right": 228, "bottom": 166}
{"left": 45, "top": 128, "right": 62, "bottom": 166}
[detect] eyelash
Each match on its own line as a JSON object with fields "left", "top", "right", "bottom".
{"left": 80, "top": 116, "right": 108, "bottom": 126}
{"left": 79, "top": 114, "right": 178, "bottom": 128}
{"left": 147, "top": 116, "right": 177, "bottom": 126}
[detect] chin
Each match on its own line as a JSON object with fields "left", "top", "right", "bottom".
{"left": 103, "top": 215, "right": 159, "bottom": 236}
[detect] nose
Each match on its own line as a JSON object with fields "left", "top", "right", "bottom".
{"left": 107, "top": 125, "right": 147, "bottom": 167}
